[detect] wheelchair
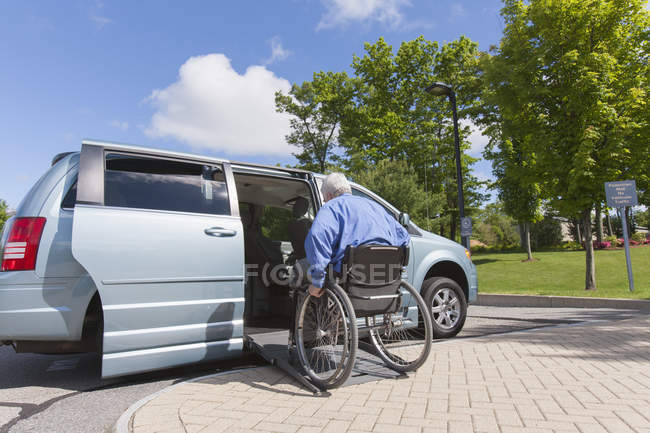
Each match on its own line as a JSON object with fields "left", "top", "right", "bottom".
{"left": 289, "top": 244, "right": 433, "bottom": 389}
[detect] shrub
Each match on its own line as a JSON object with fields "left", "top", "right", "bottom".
{"left": 631, "top": 232, "right": 646, "bottom": 243}
{"left": 562, "top": 241, "right": 583, "bottom": 251}
{"left": 594, "top": 241, "right": 611, "bottom": 249}
{"left": 604, "top": 235, "right": 618, "bottom": 244}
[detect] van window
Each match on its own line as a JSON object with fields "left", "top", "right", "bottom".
{"left": 62, "top": 181, "right": 77, "bottom": 209}
{"left": 260, "top": 205, "right": 292, "bottom": 240}
{"left": 104, "top": 153, "right": 230, "bottom": 215}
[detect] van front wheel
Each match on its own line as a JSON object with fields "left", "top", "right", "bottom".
{"left": 422, "top": 277, "right": 467, "bottom": 339}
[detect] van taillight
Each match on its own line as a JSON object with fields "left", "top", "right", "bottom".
{"left": 1, "top": 217, "right": 46, "bottom": 272}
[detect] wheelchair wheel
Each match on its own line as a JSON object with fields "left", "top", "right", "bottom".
{"left": 295, "top": 283, "right": 358, "bottom": 389}
{"left": 367, "top": 281, "right": 432, "bottom": 373}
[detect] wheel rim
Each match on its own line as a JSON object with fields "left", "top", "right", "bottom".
{"left": 367, "top": 312, "right": 429, "bottom": 369}
{"left": 430, "top": 287, "right": 461, "bottom": 330}
{"left": 297, "top": 292, "right": 350, "bottom": 383}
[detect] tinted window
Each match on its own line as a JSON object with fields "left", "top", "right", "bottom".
{"left": 62, "top": 181, "right": 77, "bottom": 209}
{"left": 104, "top": 153, "right": 230, "bottom": 215}
{"left": 260, "top": 206, "right": 292, "bottom": 240}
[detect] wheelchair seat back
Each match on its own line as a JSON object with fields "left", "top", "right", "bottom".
{"left": 340, "top": 244, "right": 408, "bottom": 317}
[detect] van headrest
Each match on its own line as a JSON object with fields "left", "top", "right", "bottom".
{"left": 292, "top": 197, "right": 310, "bottom": 219}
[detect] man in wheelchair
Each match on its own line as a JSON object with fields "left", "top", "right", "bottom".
{"left": 302, "top": 172, "right": 410, "bottom": 297}
{"left": 290, "top": 173, "right": 432, "bottom": 389}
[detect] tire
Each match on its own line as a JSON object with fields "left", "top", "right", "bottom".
{"left": 368, "top": 281, "right": 433, "bottom": 373}
{"left": 295, "top": 282, "right": 358, "bottom": 389}
{"left": 422, "top": 277, "right": 467, "bottom": 339}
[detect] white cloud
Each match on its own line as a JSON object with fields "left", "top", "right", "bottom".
{"left": 263, "top": 37, "right": 291, "bottom": 65}
{"left": 110, "top": 120, "right": 129, "bottom": 131}
{"left": 461, "top": 119, "right": 489, "bottom": 157}
{"left": 90, "top": 15, "right": 111, "bottom": 29}
{"left": 317, "top": 0, "right": 411, "bottom": 30}
{"left": 145, "top": 54, "right": 293, "bottom": 156}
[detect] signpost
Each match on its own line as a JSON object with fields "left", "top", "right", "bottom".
{"left": 604, "top": 180, "right": 638, "bottom": 292}
{"left": 460, "top": 217, "right": 472, "bottom": 247}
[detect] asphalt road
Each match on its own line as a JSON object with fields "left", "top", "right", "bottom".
{"left": 0, "top": 305, "right": 644, "bottom": 433}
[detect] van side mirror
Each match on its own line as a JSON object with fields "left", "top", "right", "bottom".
{"left": 399, "top": 212, "right": 410, "bottom": 227}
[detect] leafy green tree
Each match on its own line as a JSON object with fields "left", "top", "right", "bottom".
{"left": 475, "top": 203, "right": 520, "bottom": 249}
{"left": 483, "top": 137, "right": 543, "bottom": 260}
{"left": 0, "top": 200, "right": 9, "bottom": 233}
{"left": 637, "top": 207, "right": 650, "bottom": 229}
{"left": 275, "top": 71, "right": 354, "bottom": 173}
{"left": 351, "top": 159, "right": 443, "bottom": 230}
{"left": 530, "top": 213, "right": 564, "bottom": 249}
{"left": 341, "top": 36, "right": 487, "bottom": 240}
{"left": 485, "top": 0, "right": 649, "bottom": 290}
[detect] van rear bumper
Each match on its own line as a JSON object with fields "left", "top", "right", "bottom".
{"left": 0, "top": 271, "right": 82, "bottom": 341}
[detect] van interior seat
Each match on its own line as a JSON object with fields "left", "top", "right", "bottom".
{"left": 241, "top": 204, "right": 284, "bottom": 285}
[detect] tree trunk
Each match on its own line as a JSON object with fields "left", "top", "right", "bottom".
{"left": 583, "top": 209, "right": 596, "bottom": 290}
{"left": 595, "top": 204, "right": 603, "bottom": 244}
{"left": 522, "top": 221, "right": 533, "bottom": 261}
{"left": 575, "top": 219, "right": 583, "bottom": 244}
{"left": 606, "top": 212, "right": 613, "bottom": 237}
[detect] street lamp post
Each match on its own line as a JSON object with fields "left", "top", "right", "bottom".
{"left": 425, "top": 82, "right": 468, "bottom": 249}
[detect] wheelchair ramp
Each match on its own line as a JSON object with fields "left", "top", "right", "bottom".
{"left": 246, "top": 330, "right": 406, "bottom": 395}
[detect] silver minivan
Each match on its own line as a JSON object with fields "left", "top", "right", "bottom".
{"left": 0, "top": 140, "right": 477, "bottom": 378}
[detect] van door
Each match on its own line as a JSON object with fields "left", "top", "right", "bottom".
{"left": 71, "top": 143, "right": 244, "bottom": 378}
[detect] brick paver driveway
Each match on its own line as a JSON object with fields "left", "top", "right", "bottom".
{"left": 128, "top": 316, "right": 650, "bottom": 433}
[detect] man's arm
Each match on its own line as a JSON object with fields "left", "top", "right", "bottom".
{"left": 304, "top": 205, "right": 340, "bottom": 289}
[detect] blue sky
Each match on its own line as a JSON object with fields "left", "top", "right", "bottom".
{"left": 0, "top": 0, "right": 506, "bottom": 209}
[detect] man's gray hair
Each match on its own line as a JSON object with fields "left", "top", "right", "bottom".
{"left": 322, "top": 172, "right": 352, "bottom": 199}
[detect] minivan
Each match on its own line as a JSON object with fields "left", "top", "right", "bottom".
{"left": 0, "top": 140, "right": 477, "bottom": 378}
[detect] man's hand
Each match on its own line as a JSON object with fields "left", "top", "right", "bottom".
{"left": 308, "top": 284, "right": 324, "bottom": 297}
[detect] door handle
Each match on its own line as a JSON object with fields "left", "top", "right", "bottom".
{"left": 204, "top": 227, "right": 237, "bottom": 237}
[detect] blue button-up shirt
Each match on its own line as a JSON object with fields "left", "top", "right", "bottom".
{"left": 304, "top": 193, "right": 410, "bottom": 288}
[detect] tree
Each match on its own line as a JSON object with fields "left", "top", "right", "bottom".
{"left": 275, "top": 71, "right": 354, "bottom": 172}
{"left": 0, "top": 200, "right": 9, "bottom": 233}
{"left": 340, "top": 36, "right": 487, "bottom": 240}
{"left": 530, "top": 213, "right": 564, "bottom": 249}
{"left": 351, "top": 159, "right": 443, "bottom": 229}
{"left": 481, "top": 43, "right": 544, "bottom": 260}
{"left": 483, "top": 137, "right": 543, "bottom": 260}
{"left": 486, "top": 0, "right": 649, "bottom": 290}
{"left": 474, "top": 203, "right": 520, "bottom": 249}
{"left": 637, "top": 207, "right": 650, "bottom": 229}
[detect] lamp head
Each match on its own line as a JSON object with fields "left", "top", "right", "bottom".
{"left": 425, "top": 82, "right": 453, "bottom": 96}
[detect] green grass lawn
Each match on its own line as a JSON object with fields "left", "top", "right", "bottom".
{"left": 473, "top": 245, "right": 650, "bottom": 299}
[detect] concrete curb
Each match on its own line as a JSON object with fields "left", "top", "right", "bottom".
{"left": 111, "top": 366, "right": 263, "bottom": 433}
{"left": 476, "top": 293, "right": 650, "bottom": 311}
